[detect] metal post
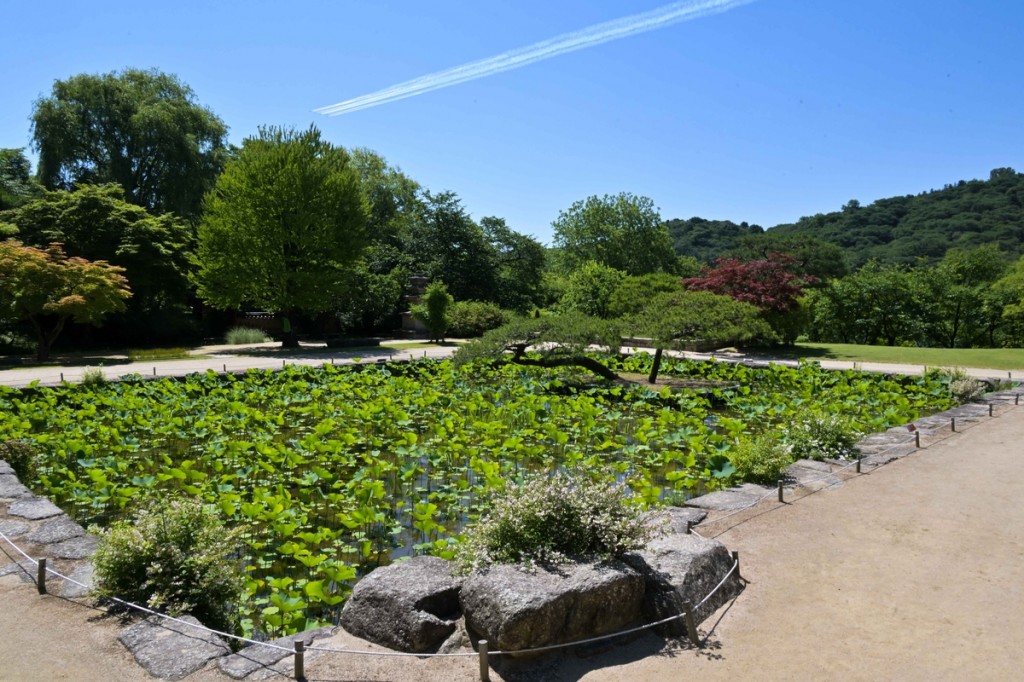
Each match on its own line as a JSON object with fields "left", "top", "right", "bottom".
{"left": 856, "top": 457, "right": 862, "bottom": 473}
{"left": 60, "top": 372, "right": 64, "bottom": 382}
{"left": 951, "top": 417, "right": 956, "bottom": 432}
{"left": 777, "top": 479, "right": 784, "bottom": 503}
{"left": 478, "top": 639, "right": 490, "bottom": 682}
{"left": 1017, "top": 394, "right": 1020, "bottom": 406}
{"left": 989, "top": 403, "right": 994, "bottom": 417}
{"left": 732, "top": 550, "right": 741, "bottom": 581}
{"left": 293, "top": 640, "right": 305, "bottom": 681}
{"left": 37, "top": 558, "right": 46, "bottom": 595}
{"left": 153, "top": 367, "right": 156, "bottom": 376}
{"left": 915, "top": 431, "right": 921, "bottom": 448}
{"left": 682, "top": 601, "right": 701, "bottom": 647}
{"left": 686, "top": 520, "right": 693, "bottom": 535}
{"left": 283, "top": 360, "right": 286, "bottom": 369}
{"left": 223, "top": 363, "right": 227, "bottom": 373}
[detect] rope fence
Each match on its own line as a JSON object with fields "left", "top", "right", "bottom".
{"left": 0, "top": 369, "right": 1018, "bottom": 680}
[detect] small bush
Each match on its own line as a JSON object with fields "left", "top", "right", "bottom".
{"left": 224, "top": 327, "right": 270, "bottom": 345}
{"left": 0, "top": 439, "right": 39, "bottom": 481}
{"left": 924, "top": 366, "right": 988, "bottom": 403}
{"left": 785, "top": 415, "right": 861, "bottom": 461}
{"left": 455, "top": 472, "right": 657, "bottom": 573}
{"left": 91, "top": 499, "right": 243, "bottom": 633}
{"left": 81, "top": 367, "right": 106, "bottom": 385}
{"left": 728, "top": 434, "right": 793, "bottom": 484}
{"left": 446, "top": 301, "right": 510, "bottom": 338}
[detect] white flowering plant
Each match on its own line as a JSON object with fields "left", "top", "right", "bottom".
{"left": 784, "top": 415, "right": 862, "bottom": 461}
{"left": 455, "top": 472, "right": 657, "bottom": 574}
{"left": 727, "top": 434, "right": 794, "bottom": 484}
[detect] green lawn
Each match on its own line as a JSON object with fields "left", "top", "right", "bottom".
{"left": 753, "top": 343, "right": 1024, "bottom": 371}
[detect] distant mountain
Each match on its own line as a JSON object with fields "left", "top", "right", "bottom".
{"left": 668, "top": 168, "right": 1024, "bottom": 267}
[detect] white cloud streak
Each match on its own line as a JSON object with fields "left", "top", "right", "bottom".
{"left": 315, "top": 0, "right": 755, "bottom": 116}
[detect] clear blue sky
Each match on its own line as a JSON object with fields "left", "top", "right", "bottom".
{"left": 4, "top": 1, "right": 1022, "bottom": 244}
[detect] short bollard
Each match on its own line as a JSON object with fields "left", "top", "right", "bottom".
{"left": 1017, "top": 394, "right": 1020, "bottom": 406}
{"left": 152, "top": 367, "right": 156, "bottom": 377}
{"left": 951, "top": 417, "right": 956, "bottom": 432}
{"left": 856, "top": 457, "right": 862, "bottom": 473}
{"left": 732, "top": 550, "right": 741, "bottom": 581}
{"left": 989, "top": 403, "right": 994, "bottom": 417}
{"left": 60, "top": 372, "right": 64, "bottom": 382}
{"left": 223, "top": 363, "right": 227, "bottom": 373}
{"left": 915, "top": 431, "right": 921, "bottom": 448}
{"left": 686, "top": 520, "right": 693, "bottom": 535}
{"left": 682, "top": 601, "right": 701, "bottom": 647}
{"left": 293, "top": 640, "right": 305, "bottom": 681}
{"left": 777, "top": 480, "right": 784, "bottom": 503}
{"left": 478, "top": 639, "right": 490, "bottom": 682}
{"left": 37, "top": 558, "right": 46, "bottom": 595}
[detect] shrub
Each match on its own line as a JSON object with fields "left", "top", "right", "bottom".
{"left": 0, "top": 439, "right": 38, "bottom": 481}
{"left": 80, "top": 367, "right": 106, "bottom": 385}
{"left": 925, "top": 367, "right": 987, "bottom": 403}
{"left": 224, "top": 327, "right": 270, "bottom": 345}
{"left": 455, "top": 472, "right": 657, "bottom": 573}
{"left": 91, "top": 498, "right": 243, "bottom": 633}
{"left": 785, "top": 415, "right": 861, "bottom": 461}
{"left": 728, "top": 434, "right": 793, "bottom": 484}
{"left": 446, "top": 301, "right": 510, "bottom": 338}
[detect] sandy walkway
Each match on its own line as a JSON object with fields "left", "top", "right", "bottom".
{"left": 2, "top": 365, "right": 1023, "bottom": 680}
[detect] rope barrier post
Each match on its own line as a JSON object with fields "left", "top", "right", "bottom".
{"left": 777, "top": 479, "right": 784, "bottom": 503}
{"left": 989, "top": 403, "right": 994, "bottom": 417}
{"left": 60, "top": 372, "right": 64, "bottom": 382}
{"left": 152, "top": 366, "right": 156, "bottom": 377}
{"left": 1017, "top": 393, "right": 1020, "bottom": 406}
{"left": 686, "top": 520, "right": 693, "bottom": 535}
{"left": 293, "top": 640, "right": 305, "bottom": 681}
{"left": 951, "top": 416, "right": 956, "bottom": 432}
{"left": 915, "top": 431, "right": 920, "bottom": 448}
{"left": 856, "top": 456, "right": 861, "bottom": 473}
{"left": 682, "top": 601, "right": 701, "bottom": 648}
{"left": 732, "top": 551, "right": 741, "bottom": 581}
{"left": 223, "top": 363, "right": 227, "bottom": 373}
{"left": 478, "top": 639, "right": 490, "bottom": 682}
{"left": 36, "top": 557, "right": 46, "bottom": 595}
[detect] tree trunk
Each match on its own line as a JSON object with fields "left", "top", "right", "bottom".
{"left": 508, "top": 353, "right": 619, "bottom": 382}
{"left": 647, "top": 347, "right": 663, "bottom": 384}
{"left": 280, "top": 311, "right": 299, "bottom": 348}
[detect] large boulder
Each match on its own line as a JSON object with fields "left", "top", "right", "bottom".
{"left": 622, "top": 532, "right": 742, "bottom": 635}
{"left": 339, "top": 555, "right": 462, "bottom": 653}
{"left": 460, "top": 560, "right": 644, "bottom": 653}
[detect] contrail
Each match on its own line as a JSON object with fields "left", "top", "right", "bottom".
{"left": 316, "top": 0, "right": 754, "bottom": 116}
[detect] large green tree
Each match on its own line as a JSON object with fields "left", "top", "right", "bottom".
{"left": 0, "top": 149, "right": 43, "bottom": 210}
{"left": 31, "top": 68, "right": 228, "bottom": 219}
{"left": 480, "top": 216, "right": 547, "bottom": 312}
{"left": 1, "top": 184, "right": 193, "bottom": 330}
{"left": 552, "top": 193, "right": 678, "bottom": 275}
{"left": 193, "top": 126, "right": 369, "bottom": 347}
{"left": 0, "top": 241, "right": 131, "bottom": 360}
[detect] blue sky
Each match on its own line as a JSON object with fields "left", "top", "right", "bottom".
{"left": 3, "top": 1, "right": 1022, "bottom": 244}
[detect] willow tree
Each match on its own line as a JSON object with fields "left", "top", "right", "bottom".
{"left": 193, "top": 126, "right": 368, "bottom": 347}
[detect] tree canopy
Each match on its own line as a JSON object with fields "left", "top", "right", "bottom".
{"left": 552, "top": 193, "right": 678, "bottom": 275}
{"left": 193, "top": 126, "right": 369, "bottom": 345}
{"left": 32, "top": 68, "right": 228, "bottom": 219}
{"left": 0, "top": 241, "right": 131, "bottom": 360}
{"left": 0, "top": 149, "right": 42, "bottom": 210}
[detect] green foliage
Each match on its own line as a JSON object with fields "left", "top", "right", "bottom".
{"left": 727, "top": 434, "right": 793, "bottom": 484}
{"left": 559, "top": 260, "right": 626, "bottom": 318}
{"left": 0, "top": 241, "right": 132, "bottom": 361}
{"left": 0, "top": 439, "right": 39, "bottom": 481}
{"left": 553, "top": 193, "right": 678, "bottom": 275}
{"left": 454, "top": 312, "right": 622, "bottom": 368}
{"left": 480, "top": 216, "right": 547, "bottom": 312}
{"left": 626, "top": 290, "right": 774, "bottom": 348}
{"left": 455, "top": 472, "right": 656, "bottom": 573}
{"left": 608, "top": 272, "right": 683, "bottom": 318}
{"left": 785, "top": 415, "right": 861, "bottom": 461}
{"left": 923, "top": 367, "right": 988, "bottom": 403}
{"left": 80, "top": 367, "right": 107, "bottom": 385}
{"left": 31, "top": 68, "right": 228, "bottom": 219}
{"left": 224, "top": 327, "right": 270, "bottom": 345}
{"left": 194, "top": 125, "right": 369, "bottom": 341}
{"left": 446, "top": 300, "right": 510, "bottom": 338}
{"left": 91, "top": 499, "right": 243, "bottom": 633}
{"left": 412, "top": 281, "right": 454, "bottom": 341}
{"left": 0, "top": 149, "right": 43, "bottom": 210}
{"left": 665, "top": 216, "right": 764, "bottom": 263}
{"left": 769, "top": 168, "right": 1024, "bottom": 267}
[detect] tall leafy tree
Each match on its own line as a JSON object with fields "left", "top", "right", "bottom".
{"left": 559, "top": 260, "right": 626, "bottom": 319}
{"left": 1, "top": 184, "right": 193, "bottom": 326}
{"left": 480, "top": 216, "right": 547, "bottom": 312}
{"left": 0, "top": 241, "right": 131, "bottom": 361}
{"left": 193, "top": 126, "right": 369, "bottom": 347}
{"left": 917, "top": 244, "right": 1009, "bottom": 347}
{"left": 552, "top": 193, "right": 678, "bottom": 275}
{"left": 0, "top": 149, "right": 43, "bottom": 210}
{"left": 31, "top": 68, "right": 228, "bottom": 219}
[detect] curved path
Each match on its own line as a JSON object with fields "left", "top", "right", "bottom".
{"left": 2, "top": 352, "right": 1023, "bottom": 680}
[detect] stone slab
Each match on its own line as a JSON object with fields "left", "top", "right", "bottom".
{"left": 0, "top": 519, "right": 31, "bottom": 538}
{"left": 785, "top": 462, "right": 843, "bottom": 491}
{"left": 119, "top": 615, "right": 230, "bottom": 681}
{"left": 49, "top": 534, "right": 98, "bottom": 559}
{"left": 0, "top": 474, "right": 31, "bottom": 500}
{"left": 57, "top": 562, "right": 95, "bottom": 599}
{"left": 218, "top": 626, "right": 334, "bottom": 679}
{"left": 7, "top": 497, "right": 63, "bottom": 520}
{"left": 0, "top": 460, "right": 13, "bottom": 475}
{"left": 661, "top": 506, "right": 708, "bottom": 534}
{"left": 26, "top": 515, "right": 85, "bottom": 545}
{"left": 686, "top": 484, "right": 772, "bottom": 512}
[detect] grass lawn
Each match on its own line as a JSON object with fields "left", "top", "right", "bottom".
{"left": 126, "top": 347, "right": 201, "bottom": 361}
{"left": 753, "top": 343, "right": 1024, "bottom": 371}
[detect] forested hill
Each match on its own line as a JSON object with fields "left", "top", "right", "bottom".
{"left": 668, "top": 168, "right": 1024, "bottom": 267}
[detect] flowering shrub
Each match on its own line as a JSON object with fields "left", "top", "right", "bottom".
{"left": 455, "top": 472, "right": 656, "bottom": 573}
{"left": 948, "top": 378, "right": 986, "bottom": 403}
{"left": 91, "top": 498, "right": 243, "bottom": 633}
{"left": 785, "top": 415, "right": 861, "bottom": 461}
{"left": 728, "top": 434, "right": 793, "bottom": 484}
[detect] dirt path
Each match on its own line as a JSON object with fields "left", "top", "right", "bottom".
{"left": 2, "top": 363, "right": 1023, "bottom": 681}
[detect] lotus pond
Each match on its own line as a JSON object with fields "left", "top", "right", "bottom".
{"left": 0, "top": 355, "right": 955, "bottom": 637}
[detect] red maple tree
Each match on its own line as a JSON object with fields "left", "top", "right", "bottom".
{"left": 682, "top": 253, "right": 815, "bottom": 313}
